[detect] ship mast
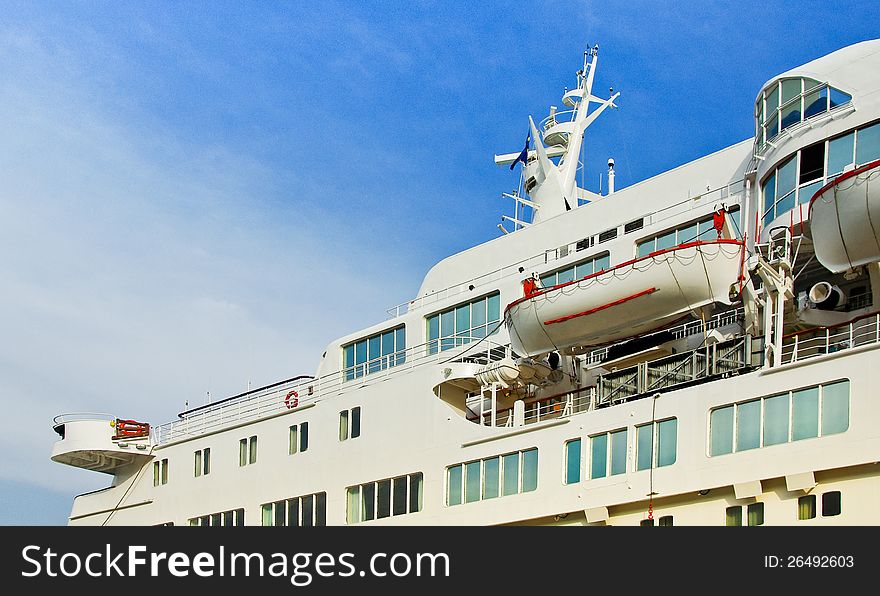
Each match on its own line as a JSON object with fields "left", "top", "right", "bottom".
{"left": 495, "top": 45, "right": 620, "bottom": 225}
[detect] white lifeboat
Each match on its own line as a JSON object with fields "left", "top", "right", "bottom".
{"left": 809, "top": 159, "right": 880, "bottom": 273}
{"left": 505, "top": 240, "right": 745, "bottom": 357}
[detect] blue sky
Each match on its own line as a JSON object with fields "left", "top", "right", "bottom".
{"left": 1, "top": 1, "right": 877, "bottom": 524}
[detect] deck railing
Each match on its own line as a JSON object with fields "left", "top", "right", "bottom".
{"left": 151, "top": 335, "right": 510, "bottom": 445}
{"left": 780, "top": 312, "right": 880, "bottom": 365}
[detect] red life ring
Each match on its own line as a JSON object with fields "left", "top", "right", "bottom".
{"left": 285, "top": 390, "right": 299, "bottom": 409}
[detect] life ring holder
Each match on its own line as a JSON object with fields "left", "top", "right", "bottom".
{"left": 284, "top": 390, "right": 299, "bottom": 409}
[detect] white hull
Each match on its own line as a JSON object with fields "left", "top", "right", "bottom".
{"left": 810, "top": 159, "right": 880, "bottom": 273}
{"left": 505, "top": 240, "right": 745, "bottom": 357}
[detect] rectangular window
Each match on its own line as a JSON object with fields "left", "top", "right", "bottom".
{"left": 448, "top": 449, "right": 536, "bottom": 506}
{"left": 590, "top": 433, "right": 608, "bottom": 479}
{"left": 658, "top": 515, "right": 673, "bottom": 527}
{"left": 261, "top": 493, "right": 327, "bottom": 527}
{"left": 194, "top": 449, "right": 210, "bottom": 477}
{"left": 747, "top": 502, "right": 764, "bottom": 526}
{"left": 343, "top": 325, "right": 406, "bottom": 380}
{"left": 736, "top": 400, "right": 761, "bottom": 451}
{"left": 248, "top": 436, "right": 257, "bottom": 465}
{"left": 289, "top": 422, "right": 309, "bottom": 455}
{"left": 447, "top": 465, "right": 463, "bottom": 506}
{"left": 502, "top": 452, "right": 520, "bottom": 496}
{"left": 709, "top": 380, "right": 849, "bottom": 456}
{"left": 339, "top": 410, "right": 349, "bottom": 441}
{"left": 339, "top": 407, "right": 361, "bottom": 442}
{"left": 392, "top": 476, "right": 408, "bottom": 516}
{"left": 521, "top": 448, "right": 538, "bottom": 492}
{"left": 465, "top": 461, "right": 481, "bottom": 503}
{"left": 239, "top": 436, "right": 257, "bottom": 466}
{"left": 153, "top": 459, "right": 168, "bottom": 486}
{"left": 376, "top": 479, "right": 392, "bottom": 519}
{"left": 637, "top": 419, "right": 677, "bottom": 471}
{"left": 409, "top": 473, "right": 423, "bottom": 513}
{"left": 725, "top": 506, "right": 742, "bottom": 526}
{"left": 361, "top": 483, "right": 375, "bottom": 521}
{"left": 827, "top": 132, "right": 855, "bottom": 177}
{"left": 798, "top": 495, "right": 816, "bottom": 520}
{"left": 821, "top": 491, "right": 841, "bottom": 517}
{"left": 483, "top": 456, "right": 500, "bottom": 498}
{"left": 792, "top": 387, "right": 820, "bottom": 441}
{"left": 540, "top": 253, "right": 610, "bottom": 288}
{"left": 427, "top": 293, "right": 501, "bottom": 354}
{"left": 192, "top": 508, "right": 244, "bottom": 527}
{"left": 821, "top": 380, "right": 850, "bottom": 435}
{"left": 763, "top": 393, "right": 790, "bottom": 446}
{"left": 565, "top": 439, "right": 581, "bottom": 484}
{"left": 348, "top": 473, "right": 423, "bottom": 523}
{"left": 710, "top": 406, "right": 734, "bottom": 456}
{"left": 856, "top": 121, "right": 880, "bottom": 166}
{"left": 610, "top": 429, "right": 627, "bottom": 476}
{"left": 351, "top": 406, "right": 361, "bottom": 438}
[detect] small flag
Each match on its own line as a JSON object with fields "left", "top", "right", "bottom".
{"left": 510, "top": 133, "right": 530, "bottom": 170}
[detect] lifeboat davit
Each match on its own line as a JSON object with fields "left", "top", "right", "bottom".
{"left": 809, "top": 159, "right": 880, "bottom": 273}
{"left": 505, "top": 240, "right": 745, "bottom": 357}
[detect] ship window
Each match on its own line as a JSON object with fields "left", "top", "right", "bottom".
{"left": 426, "top": 293, "right": 500, "bottom": 354}
{"left": 540, "top": 252, "right": 610, "bottom": 288}
{"left": 190, "top": 508, "right": 244, "bottom": 527}
{"left": 564, "top": 439, "right": 582, "bottom": 484}
{"left": 347, "top": 473, "right": 423, "bottom": 523}
{"left": 827, "top": 132, "right": 855, "bottom": 177}
{"left": 590, "top": 429, "right": 627, "bottom": 479}
{"left": 709, "top": 380, "right": 849, "bottom": 456}
{"left": 446, "top": 448, "right": 537, "bottom": 506}
{"left": 624, "top": 218, "right": 644, "bottom": 234}
{"left": 343, "top": 325, "right": 406, "bottom": 381}
{"left": 736, "top": 399, "right": 761, "bottom": 452}
{"left": 261, "top": 492, "right": 327, "bottom": 526}
{"left": 710, "top": 406, "right": 734, "bottom": 456}
{"left": 289, "top": 422, "right": 309, "bottom": 455}
{"left": 483, "top": 456, "right": 500, "bottom": 498}
{"left": 799, "top": 142, "right": 824, "bottom": 185}
{"left": 725, "top": 506, "right": 742, "bottom": 526}
{"left": 798, "top": 495, "right": 816, "bottom": 520}
{"left": 821, "top": 491, "right": 841, "bottom": 517}
{"left": 598, "top": 228, "right": 617, "bottom": 243}
{"left": 640, "top": 518, "right": 654, "bottom": 527}
{"left": 659, "top": 515, "right": 673, "bottom": 526}
{"left": 748, "top": 502, "right": 765, "bottom": 526}
{"left": 636, "top": 418, "right": 678, "bottom": 471}
{"left": 447, "top": 465, "right": 463, "bottom": 506}
{"left": 194, "top": 448, "right": 210, "bottom": 477}
{"left": 153, "top": 459, "right": 169, "bottom": 486}
{"left": 792, "top": 386, "right": 819, "bottom": 440}
{"left": 856, "top": 121, "right": 880, "bottom": 166}
{"left": 239, "top": 436, "right": 257, "bottom": 466}
{"left": 756, "top": 78, "right": 852, "bottom": 150}
{"left": 339, "top": 407, "right": 361, "bottom": 441}
{"left": 763, "top": 393, "right": 790, "bottom": 446}
{"left": 821, "top": 381, "right": 849, "bottom": 435}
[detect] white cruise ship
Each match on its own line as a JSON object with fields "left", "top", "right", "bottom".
{"left": 51, "top": 39, "right": 880, "bottom": 527}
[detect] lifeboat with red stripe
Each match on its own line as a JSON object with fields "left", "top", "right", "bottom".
{"left": 504, "top": 239, "right": 745, "bottom": 357}
{"left": 809, "top": 158, "right": 880, "bottom": 273}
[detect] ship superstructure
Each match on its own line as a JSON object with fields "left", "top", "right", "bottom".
{"left": 52, "top": 40, "right": 880, "bottom": 526}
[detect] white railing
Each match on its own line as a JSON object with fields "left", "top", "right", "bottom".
{"left": 470, "top": 387, "right": 596, "bottom": 428}
{"left": 780, "top": 313, "right": 880, "bottom": 365}
{"left": 584, "top": 307, "right": 745, "bottom": 365}
{"left": 151, "top": 336, "right": 511, "bottom": 445}
{"left": 386, "top": 180, "right": 745, "bottom": 319}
